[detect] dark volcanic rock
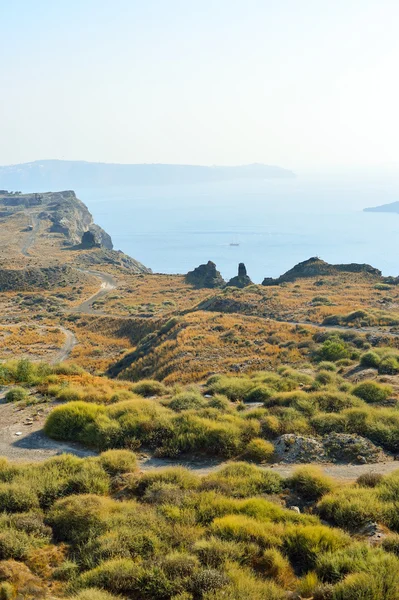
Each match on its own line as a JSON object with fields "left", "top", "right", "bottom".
{"left": 81, "top": 230, "right": 99, "bottom": 248}
{"left": 185, "top": 261, "right": 225, "bottom": 288}
{"left": 226, "top": 263, "right": 253, "bottom": 288}
{"left": 262, "top": 257, "right": 381, "bottom": 286}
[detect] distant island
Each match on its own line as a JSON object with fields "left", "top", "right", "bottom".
{"left": 0, "top": 160, "right": 295, "bottom": 190}
{"left": 364, "top": 201, "right": 399, "bottom": 214}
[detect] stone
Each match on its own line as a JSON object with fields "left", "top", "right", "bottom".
{"left": 226, "top": 263, "right": 253, "bottom": 288}
{"left": 185, "top": 261, "right": 225, "bottom": 288}
{"left": 274, "top": 434, "right": 326, "bottom": 463}
{"left": 323, "top": 433, "right": 386, "bottom": 464}
{"left": 290, "top": 506, "right": 301, "bottom": 514}
{"left": 81, "top": 230, "right": 99, "bottom": 248}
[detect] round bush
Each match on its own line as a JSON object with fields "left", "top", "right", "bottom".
{"left": 190, "top": 568, "right": 230, "bottom": 598}
{"left": 356, "top": 472, "right": 383, "bottom": 488}
{"left": 169, "top": 392, "right": 206, "bottom": 412}
{"left": 378, "top": 356, "right": 399, "bottom": 375}
{"left": 130, "top": 380, "right": 168, "bottom": 397}
{"left": 244, "top": 385, "right": 273, "bottom": 403}
{"left": 360, "top": 351, "right": 381, "bottom": 369}
{"left": 287, "top": 467, "right": 334, "bottom": 501}
{"left": 99, "top": 450, "right": 137, "bottom": 476}
{"left": 244, "top": 438, "right": 274, "bottom": 463}
{"left": 0, "top": 483, "right": 39, "bottom": 512}
{"left": 352, "top": 381, "right": 392, "bottom": 403}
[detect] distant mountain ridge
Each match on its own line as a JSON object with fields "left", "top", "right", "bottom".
{"left": 364, "top": 201, "right": 399, "bottom": 214}
{"left": 0, "top": 160, "right": 295, "bottom": 190}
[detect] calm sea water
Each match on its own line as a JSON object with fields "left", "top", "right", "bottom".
{"left": 77, "top": 177, "right": 399, "bottom": 283}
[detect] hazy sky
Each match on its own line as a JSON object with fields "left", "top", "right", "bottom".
{"left": 1, "top": 0, "right": 398, "bottom": 170}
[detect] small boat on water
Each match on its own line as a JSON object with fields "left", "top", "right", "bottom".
{"left": 229, "top": 242, "right": 240, "bottom": 246}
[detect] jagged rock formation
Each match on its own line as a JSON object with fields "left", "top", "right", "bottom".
{"left": 81, "top": 230, "right": 99, "bottom": 249}
{"left": 185, "top": 261, "right": 225, "bottom": 288}
{"left": 262, "top": 257, "right": 381, "bottom": 286}
{"left": 226, "top": 263, "right": 253, "bottom": 288}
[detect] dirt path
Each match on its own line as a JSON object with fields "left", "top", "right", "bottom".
{"left": 138, "top": 454, "right": 399, "bottom": 482}
{"left": 21, "top": 215, "right": 40, "bottom": 257}
{"left": 72, "top": 269, "right": 117, "bottom": 314}
{"left": 0, "top": 399, "right": 96, "bottom": 462}
{"left": 50, "top": 326, "right": 78, "bottom": 364}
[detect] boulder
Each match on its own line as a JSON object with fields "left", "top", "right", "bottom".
{"left": 226, "top": 263, "right": 253, "bottom": 288}
{"left": 274, "top": 434, "right": 326, "bottom": 463}
{"left": 81, "top": 230, "right": 99, "bottom": 248}
{"left": 323, "top": 433, "right": 386, "bottom": 463}
{"left": 185, "top": 261, "right": 225, "bottom": 288}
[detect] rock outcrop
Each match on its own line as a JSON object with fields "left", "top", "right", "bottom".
{"left": 185, "top": 261, "right": 225, "bottom": 288}
{"left": 226, "top": 263, "right": 253, "bottom": 288}
{"left": 263, "top": 257, "right": 381, "bottom": 286}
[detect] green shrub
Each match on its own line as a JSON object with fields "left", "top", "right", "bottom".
{"left": 130, "top": 380, "right": 168, "bottom": 397}
{"left": 317, "top": 488, "right": 384, "bottom": 530}
{"left": 46, "top": 494, "right": 113, "bottom": 543}
{"left": 317, "top": 362, "right": 337, "bottom": 372}
{"left": 356, "top": 472, "right": 383, "bottom": 488}
{"left": 207, "top": 394, "right": 231, "bottom": 411}
{"left": 99, "top": 450, "right": 138, "bottom": 476}
{"left": 382, "top": 534, "right": 399, "bottom": 556}
{"left": 190, "top": 568, "right": 230, "bottom": 598}
{"left": 332, "top": 560, "right": 399, "bottom": 600}
{"left": 162, "top": 552, "right": 200, "bottom": 578}
{"left": 287, "top": 467, "right": 334, "bottom": 501}
{"left": 244, "top": 438, "right": 274, "bottom": 463}
{"left": 0, "top": 484, "right": 39, "bottom": 513}
{"left": 78, "top": 559, "right": 174, "bottom": 598}
{"left": 72, "top": 590, "right": 122, "bottom": 600}
{"left": 44, "top": 402, "right": 104, "bottom": 442}
{"left": 352, "top": 381, "right": 392, "bottom": 403}
{"left": 0, "top": 583, "right": 14, "bottom": 600}
{"left": 283, "top": 524, "right": 350, "bottom": 572}
{"left": 378, "top": 356, "right": 399, "bottom": 375}
{"left": 258, "top": 547, "right": 295, "bottom": 587}
{"left": 244, "top": 385, "right": 273, "bottom": 403}
{"left": 169, "top": 392, "right": 207, "bottom": 412}
{"left": 317, "top": 339, "right": 350, "bottom": 362}
{"left": 311, "top": 413, "right": 346, "bottom": 434}
{"left": 206, "top": 376, "right": 253, "bottom": 401}
{"left": 315, "top": 371, "right": 336, "bottom": 386}
{"left": 211, "top": 514, "right": 283, "bottom": 548}
{"left": 377, "top": 470, "right": 399, "bottom": 501}
{"left": 133, "top": 467, "right": 200, "bottom": 497}
{"left": 360, "top": 351, "right": 381, "bottom": 369}
{"left": 201, "top": 463, "right": 283, "bottom": 497}
{"left": 192, "top": 537, "right": 243, "bottom": 568}
{"left": 4, "top": 387, "right": 27, "bottom": 402}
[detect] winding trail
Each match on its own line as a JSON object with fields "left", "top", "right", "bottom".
{"left": 50, "top": 326, "right": 78, "bottom": 364}
{"left": 21, "top": 215, "right": 40, "bottom": 257}
{"left": 138, "top": 454, "right": 399, "bottom": 482}
{"left": 72, "top": 269, "right": 117, "bottom": 314}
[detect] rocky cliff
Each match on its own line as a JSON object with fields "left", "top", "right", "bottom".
{"left": 0, "top": 190, "right": 112, "bottom": 248}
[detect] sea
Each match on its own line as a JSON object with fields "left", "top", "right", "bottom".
{"left": 75, "top": 175, "right": 399, "bottom": 283}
